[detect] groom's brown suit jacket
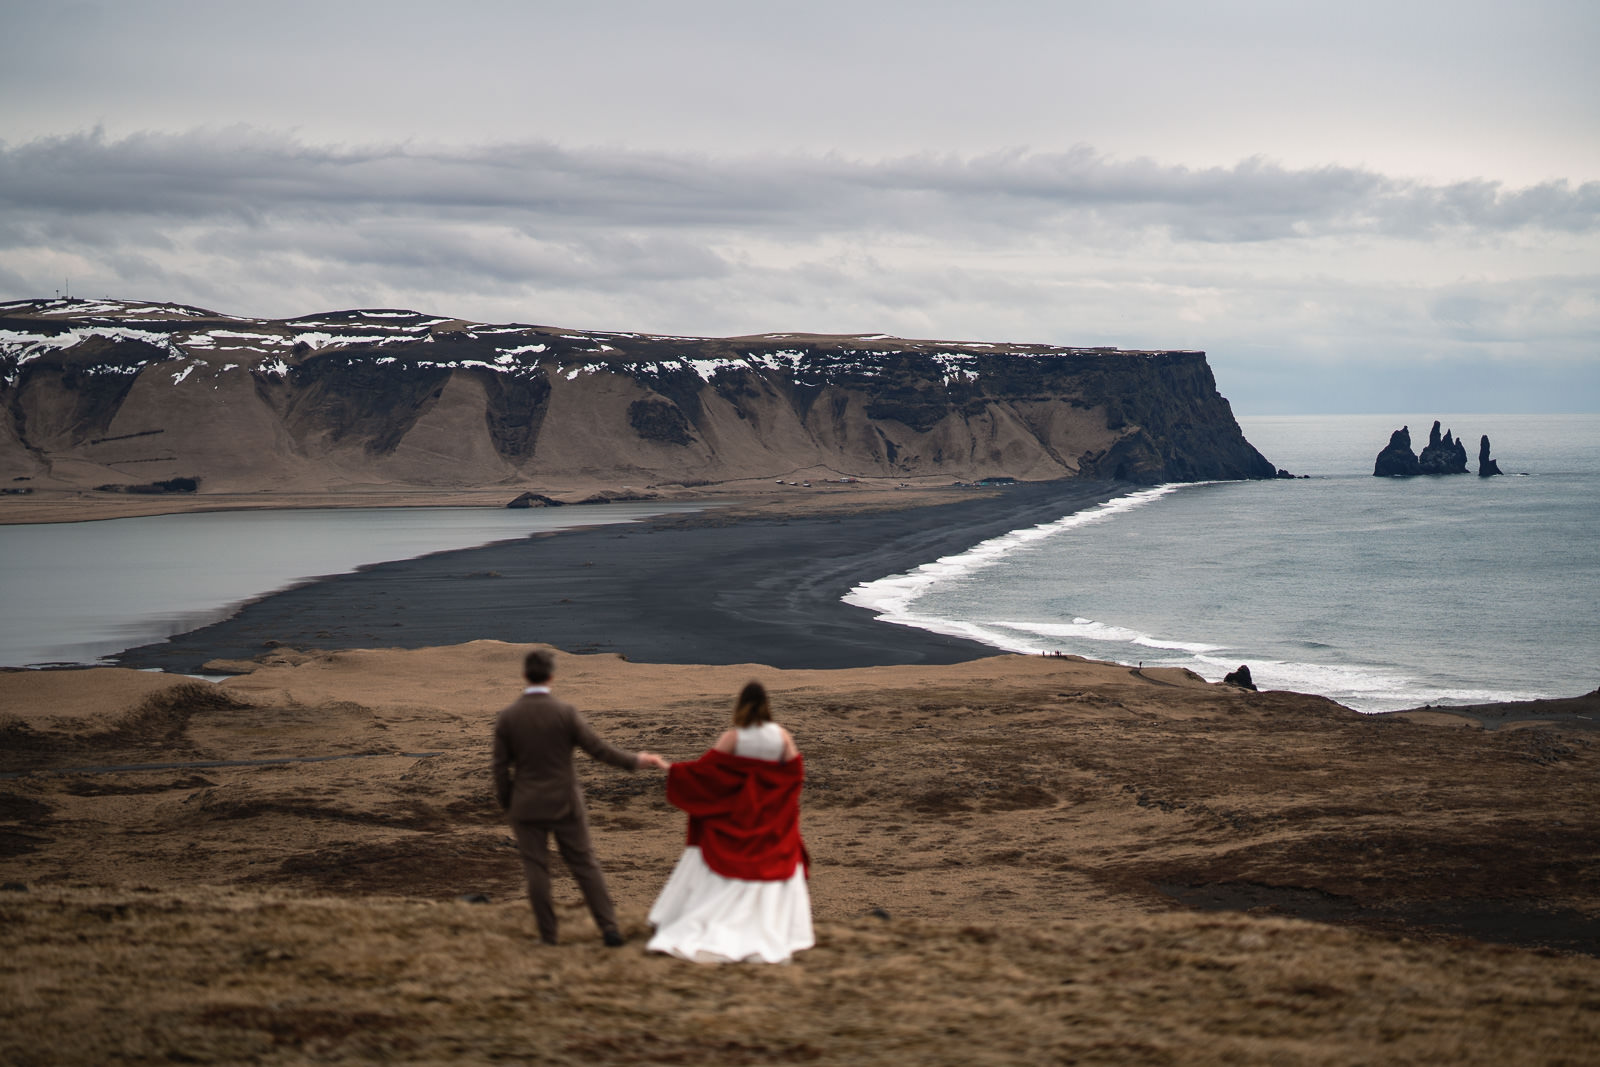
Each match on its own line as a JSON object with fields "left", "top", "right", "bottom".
{"left": 492, "top": 690, "right": 638, "bottom": 824}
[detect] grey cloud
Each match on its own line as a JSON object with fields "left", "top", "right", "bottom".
{"left": 1424, "top": 275, "right": 1600, "bottom": 347}
{"left": 2, "top": 127, "right": 1594, "bottom": 413}
{"left": 188, "top": 216, "right": 734, "bottom": 294}
{"left": 0, "top": 262, "right": 30, "bottom": 296}
{"left": 3, "top": 129, "right": 1596, "bottom": 244}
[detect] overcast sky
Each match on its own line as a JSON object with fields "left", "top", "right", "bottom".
{"left": 2, "top": 0, "right": 1596, "bottom": 413}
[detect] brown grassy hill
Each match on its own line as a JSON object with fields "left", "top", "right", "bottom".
{"left": 2, "top": 645, "right": 1597, "bottom": 1064}
{"left": 1, "top": 298, "right": 1279, "bottom": 498}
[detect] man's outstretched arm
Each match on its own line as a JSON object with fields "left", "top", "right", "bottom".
{"left": 572, "top": 709, "right": 665, "bottom": 771}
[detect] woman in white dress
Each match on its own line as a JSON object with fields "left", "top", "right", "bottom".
{"left": 648, "top": 681, "right": 814, "bottom": 963}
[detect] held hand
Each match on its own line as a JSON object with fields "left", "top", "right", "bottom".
{"left": 637, "top": 751, "right": 670, "bottom": 770}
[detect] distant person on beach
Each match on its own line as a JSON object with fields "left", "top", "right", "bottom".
{"left": 492, "top": 647, "right": 667, "bottom": 947}
{"left": 647, "top": 680, "right": 813, "bottom": 963}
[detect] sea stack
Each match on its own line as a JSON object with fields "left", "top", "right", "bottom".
{"left": 1373, "top": 426, "right": 1422, "bottom": 476}
{"left": 1417, "top": 421, "right": 1469, "bottom": 475}
{"left": 1374, "top": 420, "right": 1470, "bottom": 477}
{"left": 1479, "top": 435, "right": 1503, "bottom": 477}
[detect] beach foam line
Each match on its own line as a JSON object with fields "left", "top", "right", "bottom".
{"left": 989, "top": 618, "right": 1225, "bottom": 655}
{"left": 843, "top": 484, "right": 1180, "bottom": 626}
{"left": 1190, "top": 653, "right": 1553, "bottom": 713}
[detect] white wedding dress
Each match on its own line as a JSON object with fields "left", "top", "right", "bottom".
{"left": 647, "top": 722, "right": 814, "bottom": 963}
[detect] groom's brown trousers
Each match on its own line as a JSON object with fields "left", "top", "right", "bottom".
{"left": 510, "top": 811, "right": 619, "bottom": 944}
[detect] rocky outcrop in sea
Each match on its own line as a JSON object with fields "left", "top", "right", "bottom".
{"left": 1419, "top": 421, "right": 1469, "bottom": 475}
{"left": 1374, "top": 426, "right": 1424, "bottom": 476}
{"left": 1479, "top": 436, "right": 1503, "bottom": 477}
{"left": 1374, "top": 420, "right": 1503, "bottom": 477}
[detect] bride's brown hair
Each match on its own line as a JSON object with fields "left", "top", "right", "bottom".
{"left": 732, "top": 681, "right": 771, "bottom": 727}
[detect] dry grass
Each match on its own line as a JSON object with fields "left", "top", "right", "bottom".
{"left": 3, "top": 645, "right": 1599, "bottom": 1064}
{"left": 4, "top": 887, "right": 1598, "bottom": 1066}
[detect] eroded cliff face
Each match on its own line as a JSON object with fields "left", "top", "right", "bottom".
{"left": 1, "top": 298, "right": 1277, "bottom": 492}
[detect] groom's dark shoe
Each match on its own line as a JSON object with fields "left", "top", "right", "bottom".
{"left": 602, "top": 930, "right": 625, "bottom": 948}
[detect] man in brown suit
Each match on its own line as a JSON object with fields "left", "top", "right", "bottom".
{"left": 492, "top": 648, "right": 666, "bottom": 946}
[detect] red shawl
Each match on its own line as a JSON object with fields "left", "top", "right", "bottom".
{"left": 665, "top": 750, "right": 809, "bottom": 882}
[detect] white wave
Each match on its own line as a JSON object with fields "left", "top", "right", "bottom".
{"left": 987, "top": 618, "right": 1225, "bottom": 654}
{"left": 844, "top": 485, "right": 1179, "bottom": 621}
{"left": 1187, "top": 653, "right": 1549, "bottom": 713}
{"left": 910, "top": 620, "right": 1541, "bottom": 712}
{"left": 1189, "top": 653, "right": 1404, "bottom": 698}
{"left": 865, "top": 613, "right": 1048, "bottom": 656}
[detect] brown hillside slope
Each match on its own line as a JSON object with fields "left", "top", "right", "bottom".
{"left": 3, "top": 647, "right": 1598, "bottom": 1063}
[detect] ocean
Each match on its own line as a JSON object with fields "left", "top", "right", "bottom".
{"left": 846, "top": 414, "right": 1600, "bottom": 712}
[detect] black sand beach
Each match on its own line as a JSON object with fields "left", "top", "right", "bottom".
{"left": 115, "top": 480, "right": 1128, "bottom": 674}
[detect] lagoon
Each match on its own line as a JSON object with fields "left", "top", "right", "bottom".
{"left": 0, "top": 503, "right": 700, "bottom": 669}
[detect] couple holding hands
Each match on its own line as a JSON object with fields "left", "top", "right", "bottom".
{"left": 491, "top": 649, "right": 812, "bottom": 964}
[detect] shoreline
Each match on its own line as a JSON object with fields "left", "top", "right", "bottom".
{"left": 91, "top": 478, "right": 1600, "bottom": 720}
{"left": 0, "top": 487, "right": 553, "bottom": 526}
{"left": 112, "top": 479, "right": 1131, "bottom": 674}
{"left": 0, "top": 474, "right": 1047, "bottom": 526}
{"left": 15, "top": 476, "right": 1592, "bottom": 721}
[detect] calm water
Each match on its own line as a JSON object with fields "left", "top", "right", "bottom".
{"left": 847, "top": 414, "right": 1600, "bottom": 712}
{"left": 0, "top": 504, "right": 700, "bottom": 669}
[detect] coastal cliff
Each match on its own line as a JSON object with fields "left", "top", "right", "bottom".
{"left": 1, "top": 298, "right": 1277, "bottom": 494}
